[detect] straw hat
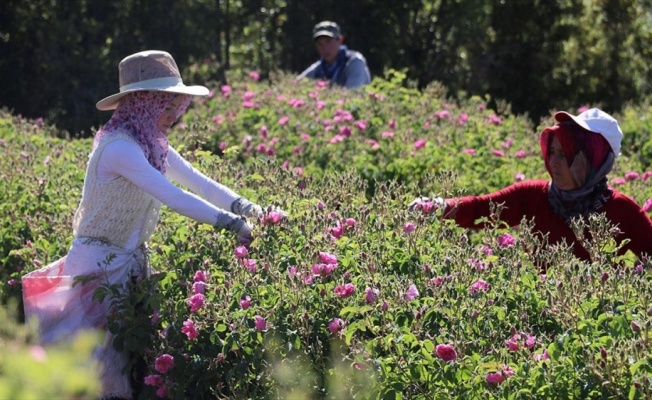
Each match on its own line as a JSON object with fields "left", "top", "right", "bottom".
{"left": 96, "top": 50, "right": 209, "bottom": 111}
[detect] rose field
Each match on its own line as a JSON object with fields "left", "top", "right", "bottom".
{"left": 3, "top": 71, "right": 652, "bottom": 399}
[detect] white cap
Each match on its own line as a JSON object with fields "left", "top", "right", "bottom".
{"left": 554, "top": 108, "right": 623, "bottom": 156}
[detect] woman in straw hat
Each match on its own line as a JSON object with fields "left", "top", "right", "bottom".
{"left": 409, "top": 108, "right": 652, "bottom": 264}
{"left": 21, "top": 50, "right": 278, "bottom": 399}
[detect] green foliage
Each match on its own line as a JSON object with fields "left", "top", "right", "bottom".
{"left": 0, "top": 302, "right": 101, "bottom": 399}
{"left": 3, "top": 72, "right": 652, "bottom": 398}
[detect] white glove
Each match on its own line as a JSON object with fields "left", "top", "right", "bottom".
{"left": 227, "top": 217, "right": 253, "bottom": 246}
{"left": 216, "top": 213, "right": 254, "bottom": 246}
{"left": 231, "top": 198, "right": 264, "bottom": 219}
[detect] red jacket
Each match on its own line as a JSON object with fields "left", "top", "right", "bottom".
{"left": 450, "top": 180, "right": 652, "bottom": 261}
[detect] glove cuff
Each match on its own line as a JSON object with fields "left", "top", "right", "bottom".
{"left": 226, "top": 217, "right": 246, "bottom": 235}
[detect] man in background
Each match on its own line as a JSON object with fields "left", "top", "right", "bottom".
{"left": 298, "top": 21, "right": 371, "bottom": 89}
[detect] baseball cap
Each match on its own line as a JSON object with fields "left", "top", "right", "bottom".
{"left": 312, "top": 21, "right": 341, "bottom": 40}
{"left": 554, "top": 108, "right": 623, "bottom": 156}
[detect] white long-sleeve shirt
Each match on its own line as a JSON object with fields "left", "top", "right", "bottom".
{"left": 97, "top": 138, "right": 241, "bottom": 248}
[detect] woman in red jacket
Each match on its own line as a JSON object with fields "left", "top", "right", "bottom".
{"left": 410, "top": 108, "right": 652, "bottom": 261}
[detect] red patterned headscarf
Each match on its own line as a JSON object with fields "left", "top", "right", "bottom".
{"left": 540, "top": 122, "right": 615, "bottom": 222}
{"left": 93, "top": 91, "right": 191, "bottom": 174}
{"left": 540, "top": 122, "right": 612, "bottom": 186}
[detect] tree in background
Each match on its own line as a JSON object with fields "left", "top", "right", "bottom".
{"left": 1, "top": 0, "right": 651, "bottom": 134}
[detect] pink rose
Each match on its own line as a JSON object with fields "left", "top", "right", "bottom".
{"left": 241, "top": 258, "right": 257, "bottom": 273}
{"left": 254, "top": 315, "right": 267, "bottom": 331}
{"left": 534, "top": 350, "right": 549, "bottom": 361}
{"left": 625, "top": 171, "right": 640, "bottom": 181}
{"left": 240, "top": 295, "right": 252, "bottom": 309}
{"left": 312, "top": 263, "right": 336, "bottom": 277}
{"left": 643, "top": 198, "right": 652, "bottom": 213}
{"left": 192, "top": 281, "right": 206, "bottom": 295}
{"left": 487, "top": 114, "right": 503, "bottom": 125}
{"left": 497, "top": 233, "right": 516, "bottom": 248}
{"left": 262, "top": 211, "right": 282, "bottom": 225}
{"left": 181, "top": 319, "right": 199, "bottom": 340}
{"left": 156, "top": 386, "right": 167, "bottom": 398}
{"left": 234, "top": 246, "right": 249, "bottom": 259}
{"left": 403, "top": 284, "right": 419, "bottom": 301}
{"left": 486, "top": 372, "right": 505, "bottom": 386}
{"left": 248, "top": 71, "right": 260, "bottom": 81}
{"left": 354, "top": 120, "right": 367, "bottom": 130}
{"left": 319, "top": 251, "right": 338, "bottom": 265}
{"left": 505, "top": 334, "right": 521, "bottom": 351}
{"left": 154, "top": 354, "right": 174, "bottom": 374}
{"left": 334, "top": 283, "right": 356, "bottom": 298}
{"left": 188, "top": 293, "right": 205, "bottom": 313}
{"left": 328, "top": 318, "right": 345, "bottom": 334}
{"left": 193, "top": 270, "right": 209, "bottom": 283}
{"left": 403, "top": 223, "right": 416, "bottom": 233}
{"left": 330, "top": 223, "right": 344, "bottom": 238}
{"left": 144, "top": 374, "right": 163, "bottom": 387}
{"left": 365, "top": 287, "right": 379, "bottom": 304}
{"left": 435, "top": 344, "right": 457, "bottom": 362}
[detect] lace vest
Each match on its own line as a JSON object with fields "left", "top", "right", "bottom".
{"left": 73, "top": 131, "right": 162, "bottom": 248}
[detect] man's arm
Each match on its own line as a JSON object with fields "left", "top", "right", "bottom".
{"left": 342, "top": 58, "right": 371, "bottom": 88}
{"left": 298, "top": 60, "right": 321, "bottom": 79}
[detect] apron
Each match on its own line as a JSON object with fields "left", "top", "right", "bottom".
{"left": 22, "top": 236, "right": 150, "bottom": 399}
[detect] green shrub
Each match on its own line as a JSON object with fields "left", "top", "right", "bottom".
{"left": 2, "top": 71, "right": 652, "bottom": 398}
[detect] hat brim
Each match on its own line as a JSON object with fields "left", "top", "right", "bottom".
{"left": 96, "top": 85, "right": 209, "bottom": 111}
{"left": 553, "top": 111, "right": 592, "bottom": 132}
{"left": 313, "top": 30, "right": 338, "bottom": 40}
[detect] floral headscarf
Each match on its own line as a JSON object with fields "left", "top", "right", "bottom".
{"left": 540, "top": 122, "right": 615, "bottom": 222}
{"left": 94, "top": 91, "right": 191, "bottom": 174}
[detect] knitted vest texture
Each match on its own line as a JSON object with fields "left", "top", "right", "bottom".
{"left": 73, "top": 131, "right": 162, "bottom": 248}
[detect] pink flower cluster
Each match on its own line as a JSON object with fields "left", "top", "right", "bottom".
{"left": 144, "top": 374, "right": 167, "bottom": 398}
{"left": 334, "top": 283, "right": 356, "bottom": 298}
{"left": 241, "top": 258, "right": 257, "bottom": 273}
{"left": 330, "top": 218, "right": 356, "bottom": 239}
{"left": 311, "top": 251, "right": 338, "bottom": 279}
{"left": 469, "top": 279, "right": 490, "bottom": 296}
{"left": 485, "top": 365, "right": 514, "bottom": 386}
{"left": 504, "top": 332, "right": 536, "bottom": 352}
{"left": 497, "top": 233, "right": 516, "bottom": 248}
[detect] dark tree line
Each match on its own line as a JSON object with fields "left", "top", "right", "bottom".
{"left": 1, "top": 0, "right": 651, "bottom": 134}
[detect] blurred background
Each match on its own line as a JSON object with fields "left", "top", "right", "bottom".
{"left": 1, "top": 0, "right": 651, "bottom": 135}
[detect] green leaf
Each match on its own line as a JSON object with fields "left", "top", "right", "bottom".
{"left": 340, "top": 305, "right": 373, "bottom": 318}
{"left": 629, "top": 358, "right": 649, "bottom": 375}
{"left": 547, "top": 342, "right": 562, "bottom": 362}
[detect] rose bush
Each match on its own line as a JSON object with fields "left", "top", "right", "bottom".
{"left": 2, "top": 71, "right": 652, "bottom": 398}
